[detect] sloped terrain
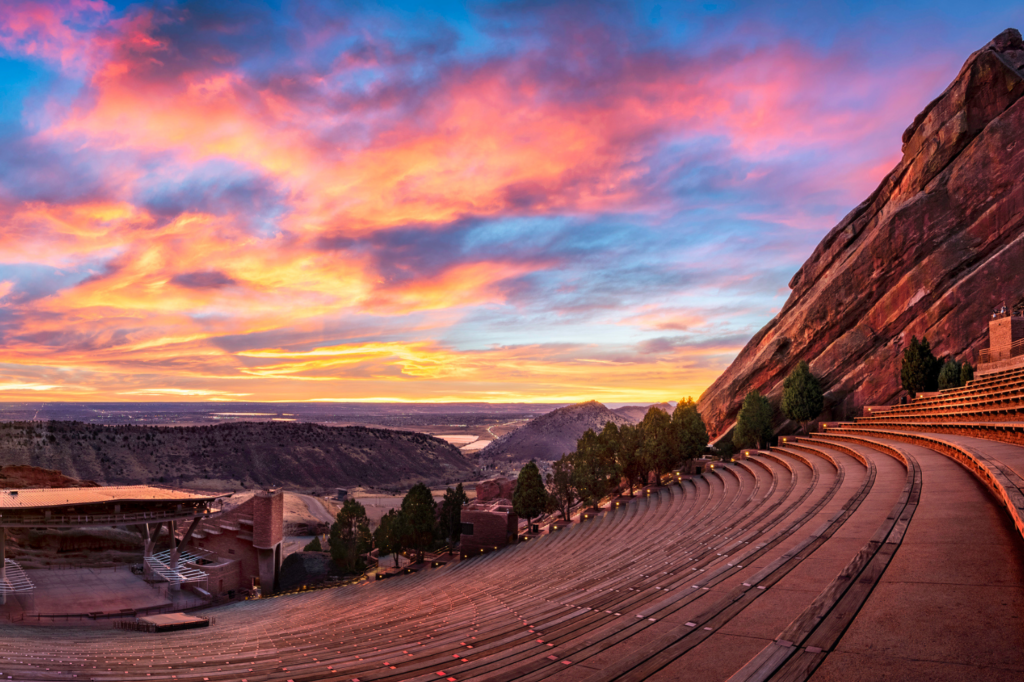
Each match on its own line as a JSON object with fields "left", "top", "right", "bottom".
{"left": 480, "top": 400, "right": 635, "bottom": 461}
{"left": 0, "top": 421, "right": 473, "bottom": 490}
{"left": 699, "top": 28, "right": 1024, "bottom": 439}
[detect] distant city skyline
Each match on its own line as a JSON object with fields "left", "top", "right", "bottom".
{"left": 0, "top": 1, "right": 1020, "bottom": 403}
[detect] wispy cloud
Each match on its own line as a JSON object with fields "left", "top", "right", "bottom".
{"left": 0, "top": 0, "right": 1011, "bottom": 401}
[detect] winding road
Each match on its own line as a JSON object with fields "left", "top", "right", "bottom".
{"left": 292, "top": 492, "right": 336, "bottom": 524}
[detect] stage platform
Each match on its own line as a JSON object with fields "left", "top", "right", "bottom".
{"left": 138, "top": 612, "right": 209, "bottom": 632}
{"left": 0, "top": 567, "right": 208, "bottom": 619}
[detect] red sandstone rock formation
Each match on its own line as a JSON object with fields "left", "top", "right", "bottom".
{"left": 0, "top": 464, "right": 97, "bottom": 489}
{"left": 698, "top": 29, "right": 1024, "bottom": 440}
{"left": 475, "top": 477, "right": 514, "bottom": 502}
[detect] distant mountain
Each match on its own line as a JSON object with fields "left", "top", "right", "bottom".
{"left": 0, "top": 421, "right": 473, "bottom": 490}
{"left": 479, "top": 400, "right": 634, "bottom": 462}
{"left": 610, "top": 402, "right": 674, "bottom": 422}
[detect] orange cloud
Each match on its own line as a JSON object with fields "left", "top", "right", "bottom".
{"left": 0, "top": 4, "right": 949, "bottom": 404}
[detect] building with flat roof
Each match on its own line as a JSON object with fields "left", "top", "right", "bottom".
{"left": 0, "top": 484, "right": 225, "bottom": 605}
{"left": 0, "top": 484, "right": 286, "bottom": 612}
{"left": 191, "top": 489, "right": 284, "bottom": 596}
{"left": 460, "top": 498, "right": 518, "bottom": 558}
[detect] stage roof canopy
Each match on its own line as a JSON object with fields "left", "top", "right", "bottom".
{"left": 0, "top": 485, "right": 221, "bottom": 510}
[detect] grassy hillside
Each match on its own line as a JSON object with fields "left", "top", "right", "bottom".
{"left": 0, "top": 421, "right": 474, "bottom": 490}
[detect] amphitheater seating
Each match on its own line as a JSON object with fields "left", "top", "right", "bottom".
{"left": 2, "top": 368, "right": 1024, "bottom": 681}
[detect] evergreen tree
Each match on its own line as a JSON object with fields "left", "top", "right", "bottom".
{"left": 639, "top": 407, "right": 674, "bottom": 481}
{"left": 615, "top": 423, "right": 646, "bottom": 496}
{"left": 780, "top": 360, "right": 824, "bottom": 433}
{"left": 672, "top": 397, "right": 709, "bottom": 462}
{"left": 901, "top": 336, "right": 941, "bottom": 397}
{"left": 438, "top": 483, "right": 469, "bottom": 547}
{"left": 546, "top": 454, "right": 578, "bottom": 520}
{"left": 328, "top": 498, "right": 371, "bottom": 573}
{"left": 572, "top": 429, "right": 617, "bottom": 508}
{"left": 959, "top": 361, "right": 974, "bottom": 386}
{"left": 937, "top": 359, "right": 962, "bottom": 390}
{"left": 303, "top": 535, "right": 323, "bottom": 552}
{"left": 373, "top": 509, "right": 404, "bottom": 568}
{"left": 598, "top": 421, "right": 622, "bottom": 469}
{"left": 398, "top": 483, "right": 437, "bottom": 563}
{"left": 733, "top": 390, "right": 774, "bottom": 450}
{"left": 513, "top": 460, "right": 547, "bottom": 527}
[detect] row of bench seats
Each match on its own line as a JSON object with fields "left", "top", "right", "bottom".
{"left": 0, "top": 438, "right": 893, "bottom": 681}
{"left": 729, "top": 363, "right": 1024, "bottom": 681}
{"left": 7, "top": 366, "right": 1024, "bottom": 681}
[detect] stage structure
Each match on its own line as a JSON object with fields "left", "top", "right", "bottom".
{"left": 0, "top": 485, "right": 225, "bottom": 605}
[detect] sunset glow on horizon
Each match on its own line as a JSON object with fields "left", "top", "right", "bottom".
{"left": 0, "top": 1, "right": 1019, "bottom": 404}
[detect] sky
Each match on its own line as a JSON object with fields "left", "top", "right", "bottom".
{"left": 0, "top": 1, "right": 1020, "bottom": 404}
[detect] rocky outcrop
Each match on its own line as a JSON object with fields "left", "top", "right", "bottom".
{"left": 278, "top": 552, "right": 339, "bottom": 590}
{"left": 0, "top": 464, "right": 97, "bottom": 489}
{"left": 698, "top": 29, "right": 1024, "bottom": 439}
{"left": 480, "top": 400, "right": 634, "bottom": 461}
{"left": 475, "top": 477, "right": 514, "bottom": 502}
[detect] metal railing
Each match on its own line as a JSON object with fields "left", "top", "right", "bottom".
{"left": 0, "top": 506, "right": 222, "bottom": 528}
{"left": 979, "top": 338, "right": 1024, "bottom": 364}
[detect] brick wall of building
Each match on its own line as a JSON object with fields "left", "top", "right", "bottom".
{"left": 192, "top": 526, "right": 259, "bottom": 594}
{"left": 990, "top": 316, "right": 1024, "bottom": 355}
{"left": 184, "top": 489, "right": 284, "bottom": 595}
{"left": 188, "top": 556, "right": 242, "bottom": 596}
{"left": 253, "top": 490, "right": 284, "bottom": 549}
{"left": 460, "top": 508, "right": 518, "bottom": 557}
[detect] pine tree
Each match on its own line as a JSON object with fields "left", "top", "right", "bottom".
{"left": 303, "top": 535, "right": 323, "bottom": 552}
{"left": 439, "top": 483, "right": 469, "bottom": 546}
{"left": 672, "top": 397, "right": 709, "bottom": 462}
{"left": 546, "top": 454, "right": 578, "bottom": 520}
{"left": 615, "top": 423, "right": 645, "bottom": 496}
{"left": 639, "top": 406, "right": 674, "bottom": 481}
{"left": 398, "top": 483, "right": 437, "bottom": 563}
{"left": 513, "top": 460, "right": 547, "bottom": 528}
{"left": 733, "top": 390, "right": 774, "bottom": 450}
{"left": 780, "top": 361, "right": 824, "bottom": 433}
{"left": 901, "top": 336, "right": 941, "bottom": 397}
{"left": 937, "top": 360, "right": 962, "bottom": 390}
{"left": 573, "top": 429, "right": 617, "bottom": 508}
{"left": 329, "top": 498, "right": 371, "bottom": 573}
{"left": 959, "top": 361, "right": 974, "bottom": 386}
{"left": 374, "top": 509, "right": 404, "bottom": 568}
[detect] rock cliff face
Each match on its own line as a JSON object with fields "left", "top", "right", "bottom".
{"left": 698, "top": 29, "right": 1024, "bottom": 439}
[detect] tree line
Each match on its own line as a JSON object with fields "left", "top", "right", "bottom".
{"left": 306, "top": 482, "right": 470, "bottom": 574}
{"left": 537, "top": 398, "right": 710, "bottom": 521}
{"left": 901, "top": 336, "right": 973, "bottom": 397}
{"left": 729, "top": 337, "right": 975, "bottom": 457}
{"left": 311, "top": 339, "right": 967, "bottom": 573}
{"left": 729, "top": 360, "right": 825, "bottom": 451}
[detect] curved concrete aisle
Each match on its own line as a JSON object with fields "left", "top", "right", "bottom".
{"left": 811, "top": 439, "right": 1024, "bottom": 681}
